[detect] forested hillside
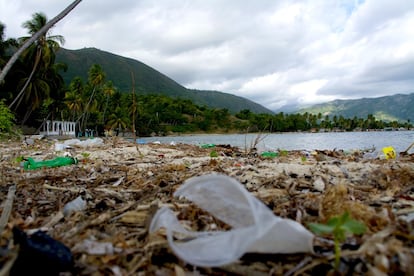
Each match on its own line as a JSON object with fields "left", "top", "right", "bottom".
{"left": 298, "top": 93, "right": 414, "bottom": 122}
{"left": 56, "top": 48, "right": 273, "bottom": 114}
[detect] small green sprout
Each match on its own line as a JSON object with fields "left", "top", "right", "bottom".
{"left": 301, "top": 156, "right": 307, "bottom": 162}
{"left": 80, "top": 152, "right": 91, "bottom": 163}
{"left": 209, "top": 150, "right": 218, "bottom": 158}
{"left": 279, "top": 149, "right": 288, "bottom": 156}
{"left": 308, "top": 212, "right": 366, "bottom": 270}
{"left": 15, "top": 156, "right": 25, "bottom": 163}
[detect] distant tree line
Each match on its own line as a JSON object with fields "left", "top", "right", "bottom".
{"left": 1, "top": 15, "right": 412, "bottom": 137}
{"left": 234, "top": 110, "right": 412, "bottom": 133}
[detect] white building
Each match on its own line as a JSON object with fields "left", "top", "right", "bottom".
{"left": 39, "top": 120, "right": 76, "bottom": 137}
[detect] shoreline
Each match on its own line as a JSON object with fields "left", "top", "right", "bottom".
{"left": 139, "top": 128, "right": 414, "bottom": 138}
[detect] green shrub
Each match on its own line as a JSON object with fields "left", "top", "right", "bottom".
{"left": 0, "top": 100, "right": 15, "bottom": 135}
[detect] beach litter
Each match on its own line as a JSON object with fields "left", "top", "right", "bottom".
{"left": 150, "top": 173, "right": 314, "bottom": 267}
{"left": 201, "top": 143, "right": 215, "bottom": 149}
{"left": 23, "top": 156, "right": 77, "bottom": 170}
{"left": 63, "top": 137, "right": 104, "bottom": 148}
{"left": 260, "top": 151, "right": 278, "bottom": 158}
{"left": 63, "top": 195, "right": 87, "bottom": 217}
{"left": 11, "top": 227, "right": 74, "bottom": 275}
{"left": 382, "top": 146, "right": 396, "bottom": 159}
{"left": 0, "top": 137, "right": 413, "bottom": 274}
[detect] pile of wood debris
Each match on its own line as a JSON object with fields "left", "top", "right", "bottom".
{"left": 0, "top": 137, "right": 413, "bottom": 275}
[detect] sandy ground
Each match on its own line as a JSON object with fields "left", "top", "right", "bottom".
{"left": 0, "top": 136, "right": 414, "bottom": 275}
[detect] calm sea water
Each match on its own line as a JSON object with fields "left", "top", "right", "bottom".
{"left": 138, "top": 131, "right": 414, "bottom": 153}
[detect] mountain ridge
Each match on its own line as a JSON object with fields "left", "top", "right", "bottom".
{"left": 55, "top": 47, "right": 413, "bottom": 121}
{"left": 56, "top": 47, "right": 273, "bottom": 114}
{"left": 297, "top": 93, "right": 414, "bottom": 122}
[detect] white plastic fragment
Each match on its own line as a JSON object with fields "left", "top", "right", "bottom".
{"left": 24, "top": 138, "right": 34, "bottom": 146}
{"left": 72, "top": 238, "right": 118, "bottom": 255}
{"left": 54, "top": 142, "right": 70, "bottom": 151}
{"left": 63, "top": 151, "right": 72, "bottom": 157}
{"left": 111, "top": 176, "right": 124, "bottom": 187}
{"left": 313, "top": 176, "right": 325, "bottom": 192}
{"left": 149, "top": 173, "right": 314, "bottom": 267}
{"left": 63, "top": 138, "right": 104, "bottom": 147}
{"left": 63, "top": 196, "right": 87, "bottom": 217}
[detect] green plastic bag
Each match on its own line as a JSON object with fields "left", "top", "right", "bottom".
{"left": 201, "top": 144, "right": 216, "bottom": 149}
{"left": 260, "top": 151, "right": 278, "bottom": 158}
{"left": 23, "top": 157, "right": 78, "bottom": 170}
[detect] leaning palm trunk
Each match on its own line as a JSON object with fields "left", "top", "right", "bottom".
{"left": 0, "top": 0, "right": 82, "bottom": 83}
{"left": 79, "top": 86, "right": 96, "bottom": 131}
{"left": 21, "top": 107, "right": 34, "bottom": 125}
{"left": 8, "top": 48, "right": 42, "bottom": 109}
{"left": 102, "top": 95, "right": 109, "bottom": 124}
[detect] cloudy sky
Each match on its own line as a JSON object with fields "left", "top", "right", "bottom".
{"left": 1, "top": 0, "right": 414, "bottom": 110}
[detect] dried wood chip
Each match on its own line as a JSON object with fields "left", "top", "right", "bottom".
{"left": 0, "top": 138, "right": 413, "bottom": 275}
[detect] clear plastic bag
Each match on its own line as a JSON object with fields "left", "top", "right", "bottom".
{"left": 149, "top": 173, "right": 314, "bottom": 267}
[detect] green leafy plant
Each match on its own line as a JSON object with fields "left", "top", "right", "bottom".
{"left": 209, "top": 150, "right": 218, "bottom": 158}
{"left": 0, "top": 100, "right": 15, "bottom": 137}
{"left": 279, "top": 149, "right": 288, "bottom": 156}
{"left": 80, "top": 152, "right": 90, "bottom": 163}
{"left": 308, "top": 212, "right": 366, "bottom": 270}
{"left": 14, "top": 156, "right": 25, "bottom": 163}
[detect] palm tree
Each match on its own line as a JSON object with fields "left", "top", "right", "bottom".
{"left": 18, "top": 77, "right": 51, "bottom": 123}
{"left": 44, "top": 61, "right": 67, "bottom": 120}
{"left": 0, "top": 0, "right": 82, "bottom": 84}
{"left": 64, "top": 90, "right": 83, "bottom": 121}
{"left": 107, "top": 106, "right": 130, "bottom": 136}
{"left": 101, "top": 80, "right": 115, "bottom": 124}
{"left": 87, "top": 64, "right": 105, "bottom": 105}
{"left": 0, "top": 22, "right": 19, "bottom": 101}
{"left": 10, "top": 13, "right": 65, "bottom": 124}
{"left": 21, "top": 12, "right": 65, "bottom": 64}
{"left": 65, "top": 77, "right": 84, "bottom": 121}
{"left": 79, "top": 64, "right": 105, "bottom": 130}
{"left": 0, "top": 22, "right": 18, "bottom": 67}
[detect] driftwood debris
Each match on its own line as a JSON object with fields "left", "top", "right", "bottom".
{"left": 0, "top": 137, "right": 413, "bottom": 275}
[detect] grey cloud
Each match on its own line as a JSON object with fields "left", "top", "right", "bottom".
{"left": 1, "top": 0, "right": 414, "bottom": 111}
{"left": 360, "top": 60, "right": 414, "bottom": 84}
{"left": 344, "top": 0, "right": 414, "bottom": 41}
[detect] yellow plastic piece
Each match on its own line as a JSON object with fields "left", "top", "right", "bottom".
{"left": 382, "top": 146, "right": 396, "bottom": 159}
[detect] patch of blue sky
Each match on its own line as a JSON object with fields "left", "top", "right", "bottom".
{"left": 341, "top": 0, "right": 365, "bottom": 16}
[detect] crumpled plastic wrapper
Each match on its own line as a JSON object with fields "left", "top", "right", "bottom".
{"left": 150, "top": 173, "right": 314, "bottom": 267}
